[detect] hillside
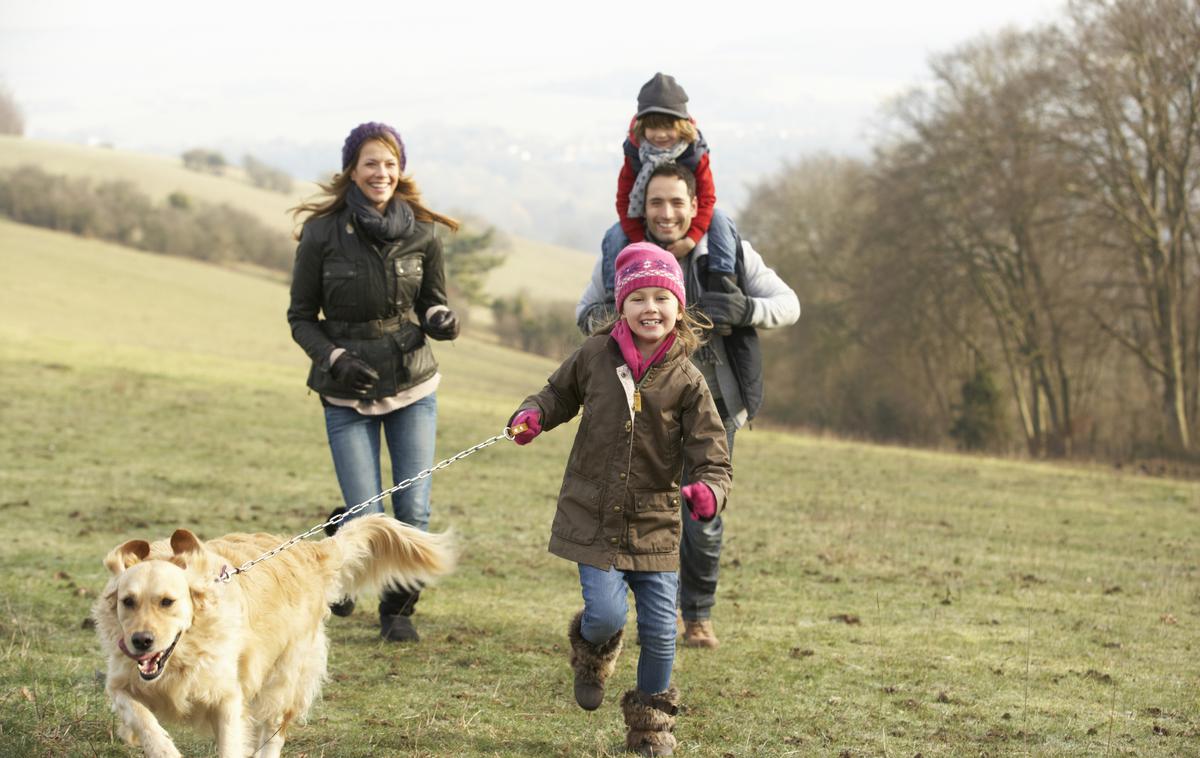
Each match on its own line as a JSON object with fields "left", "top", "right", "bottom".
{"left": 2, "top": 219, "right": 1198, "bottom": 756}
{"left": 0, "top": 135, "right": 596, "bottom": 304}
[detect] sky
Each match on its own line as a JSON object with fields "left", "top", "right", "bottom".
{"left": 2, "top": 0, "right": 1063, "bottom": 151}
{"left": 0, "top": 0, "right": 1065, "bottom": 246}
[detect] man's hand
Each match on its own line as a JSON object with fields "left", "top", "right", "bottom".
{"left": 330, "top": 352, "right": 380, "bottom": 394}
{"left": 698, "top": 275, "right": 752, "bottom": 329}
{"left": 667, "top": 237, "right": 696, "bottom": 258}
{"left": 424, "top": 308, "right": 459, "bottom": 340}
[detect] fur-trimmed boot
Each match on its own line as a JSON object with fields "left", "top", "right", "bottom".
{"left": 621, "top": 686, "right": 680, "bottom": 756}
{"left": 568, "top": 610, "right": 624, "bottom": 711}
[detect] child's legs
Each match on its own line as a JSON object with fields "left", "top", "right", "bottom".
{"left": 600, "top": 223, "right": 631, "bottom": 292}
{"left": 705, "top": 207, "right": 737, "bottom": 275}
{"left": 627, "top": 570, "right": 679, "bottom": 694}
{"left": 578, "top": 564, "right": 629, "bottom": 645}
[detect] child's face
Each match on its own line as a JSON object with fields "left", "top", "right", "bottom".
{"left": 642, "top": 123, "right": 681, "bottom": 149}
{"left": 622, "top": 287, "right": 680, "bottom": 348}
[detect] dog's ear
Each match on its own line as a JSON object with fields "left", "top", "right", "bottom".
{"left": 189, "top": 581, "right": 215, "bottom": 612}
{"left": 103, "top": 540, "right": 151, "bottom": 575}
{"left": 170, "top": 529, "right": 203, "bottom": 557}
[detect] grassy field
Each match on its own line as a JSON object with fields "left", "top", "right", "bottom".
{"left": 1, "top": 219, "right": 1198, "bottom": 757}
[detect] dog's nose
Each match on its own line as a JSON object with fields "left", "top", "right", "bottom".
{"left": 131, "top": 632, "right": 154, "bottom": 652}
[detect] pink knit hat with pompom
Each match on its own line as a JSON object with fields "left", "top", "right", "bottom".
{"left": 614, "top": 242, "right": 686, "bottom": 311}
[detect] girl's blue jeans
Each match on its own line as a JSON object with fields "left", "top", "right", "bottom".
{"left": 322, "top": 393, "right": 437, "bottom": 531}
{"left": 578, "top": 564, "right": 678, "bottom": 694}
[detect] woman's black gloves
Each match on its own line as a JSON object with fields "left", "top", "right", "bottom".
{"left": 425, "top": 308, "right": 460, "bottom": 341}
{"left": 330, "top": 352, "right": 380, "bottom": 394}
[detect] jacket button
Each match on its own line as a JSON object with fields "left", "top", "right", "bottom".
{"left": 619, "top": 472, "right": 627, "bottom": 480}
{"left": 614, "top": 506, "right": 622, "bottom": 512}
{"left": 610, "top": 537, "right": 618, "bottom": 544}
{"left": 625, "top": 420, "right": 632, "bottom": 432}
{"left": 672, "top": 498, "right": 679, "bottom": 506}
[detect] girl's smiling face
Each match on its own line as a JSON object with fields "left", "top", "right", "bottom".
{"left": 622, "top": 286, "right": 680, "bottom": 350}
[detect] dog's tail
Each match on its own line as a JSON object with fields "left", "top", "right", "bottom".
{"left": 327, "top": 514, "right": 456, "bottom": 605}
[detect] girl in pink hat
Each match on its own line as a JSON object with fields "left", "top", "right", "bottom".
{"left": 508, "top": 241, "right": 731, "bottom": 755}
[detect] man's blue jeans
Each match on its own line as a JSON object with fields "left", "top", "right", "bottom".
{"left": 679, "top": 410, "right": 735, "bottom": 621}
{"left": 323, "top": 393, "right": 438, "bottom": 531}
{"left": 578, "top": 564, "right": 678, "bottom": 694}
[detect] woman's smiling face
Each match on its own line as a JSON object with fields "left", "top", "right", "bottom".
{"left": 350, "top": 139, "right": 400, "bottom": 211}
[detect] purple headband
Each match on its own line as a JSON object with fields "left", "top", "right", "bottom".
{"left": 341, "top": 122, "right": 406, "bottom": 171}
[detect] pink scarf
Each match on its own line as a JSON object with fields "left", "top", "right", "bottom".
{"left": 611, "top": 320, "right": 676, "bottom": 382}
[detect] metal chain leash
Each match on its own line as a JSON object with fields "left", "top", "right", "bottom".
{"left": 215, "top": 426, "right": 520, "bottom": 583}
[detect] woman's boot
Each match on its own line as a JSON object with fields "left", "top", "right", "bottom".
{"left": 324, "top": 507, "right": 355, "bottom": 616}
{"left": 621, "top": 686, "right": 680, "bottom": 756}
{"left": 568, "top": 610, "right": 624, "bottom": 710}
{"left": 379, "top": 586, "right": 420, "bottom": 642}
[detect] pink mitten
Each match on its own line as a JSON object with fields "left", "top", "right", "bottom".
{"left": 681, "top": 482, "right": 716, "bottom": 521}
{"left": 509, "top": 408, "right": 542, "bottom": 446}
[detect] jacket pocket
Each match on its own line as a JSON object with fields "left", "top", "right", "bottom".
{"left": 552, "top": 473, "right": 603, "bottom": 545}
{"left": 393, "top": 336, "right": 437, "bottom": 387}
{"left": 393, "top": 255, "right": 423, "bottom": 311}
{"left": 628, "top": 489, "right": 681, "bottom": 554}
{"left": 322, "top": 259, "right": 358, "bottom": 308}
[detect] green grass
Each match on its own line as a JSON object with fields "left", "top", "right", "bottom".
{"left": 1, "top": 219, "right": 1198, "bottom": 756}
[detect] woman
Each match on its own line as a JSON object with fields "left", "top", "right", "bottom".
{"left": 287, "top": 122, "right": 460, "bottom": 642}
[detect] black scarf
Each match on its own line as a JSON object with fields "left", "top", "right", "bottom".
{"left": 346, "top": 184, "right": 415, "bottom": 243}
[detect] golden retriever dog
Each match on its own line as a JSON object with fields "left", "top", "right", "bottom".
{"left": 92, "top": 514, "right": 455, "bottom": 758}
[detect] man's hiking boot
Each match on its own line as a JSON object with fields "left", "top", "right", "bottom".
{"left": 682, "top": 619, "right": 719, "bottom": 649}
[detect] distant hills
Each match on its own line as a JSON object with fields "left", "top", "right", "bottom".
{"left": 0, "top": 135, "right": 595, "bottom": 307}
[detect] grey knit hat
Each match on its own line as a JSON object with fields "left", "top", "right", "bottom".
{"left": 341, "top": 122, "right": 406, "bottom": 171}
{"left": 636, "top": 73, "right": 689, "bottom": 119}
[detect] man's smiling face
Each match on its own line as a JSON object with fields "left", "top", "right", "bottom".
{"left": 644, "top": 175, "right": 697, "bottom": 253}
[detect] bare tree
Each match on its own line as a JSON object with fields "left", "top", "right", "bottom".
{"left": 0, "top": 84, "right": 25, "bottom": 136}
{"left": 1058, "top": 0, "right": 1200, "bottom": 451}
{"left": 880, "top": 29, "right": 1101, "bottom": 456}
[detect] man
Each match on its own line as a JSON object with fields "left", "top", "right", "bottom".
{"left": 576, "top": 162, "right": 800, "bottom": 648}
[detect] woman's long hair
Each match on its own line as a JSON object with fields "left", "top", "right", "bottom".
{"left": 290, "top": 133, "right": 459, "bottom": 239}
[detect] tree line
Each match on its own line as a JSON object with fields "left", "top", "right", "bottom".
{"left": 0, "top": 165, "right": 295, "bottom": 270}
{"left": 0, "top": 164, "right": 504, "bottom": 311}
{"left": 739, "top": 0, "right": 1199, "bottom": 459}
{"left": 182, "top": 148, "right": 295, "bottom": 194}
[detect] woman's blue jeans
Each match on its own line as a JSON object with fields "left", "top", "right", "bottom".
{"left": 578, "top": 564, "right": 678, "bottom": 694}
{"left": 322, "top": 393, "right": 438, "bottom": 531}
